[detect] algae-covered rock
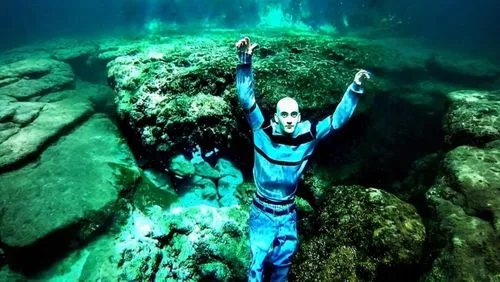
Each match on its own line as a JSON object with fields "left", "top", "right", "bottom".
{"left": 291, "top": 185, "right": 425, "bottom": 281}
{"left": 168, "top": 154, "right": 195, "bottom": 178}
{"left": 216, "top": 158, "right": 244, "bottom": 207}
{"left": 107, "top": 206, "right": 250, "bottom": 281}
{"left": 443, "top": 89, "right": 500, "bottom": 147}
{"left": 105, "top": 32, "right": 382, "bottom": 158}
{"left": 443, "top": 144, "right": 500, "bottom": 229}
{"left": 422, "top": 141, "right": 500, "bottom": 281}
{"left": 424, "top": 183, "right": 499, "bottom": 281}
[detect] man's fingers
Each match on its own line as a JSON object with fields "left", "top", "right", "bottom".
{"left": 236, "top": 40, "right": 246, "bottom": 48}
{"left": 357, "top": 70, "right": 371, "bottom": 80}
{"left": 236, "top": 38, "right": 249, "bottom": 48}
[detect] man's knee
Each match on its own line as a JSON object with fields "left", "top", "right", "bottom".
{"left": 272, "top": 241, "right": 298, "bottom": 266}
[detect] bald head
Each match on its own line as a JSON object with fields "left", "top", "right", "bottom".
{"left": 276, "top": 97, "right": 299, "bottom": 113}
{"left": 275, "top": 97, "right": 301, "bottom": 134}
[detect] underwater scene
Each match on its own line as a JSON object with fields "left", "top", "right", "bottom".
{"left": 0, "top": 0, "right": 499, "bottom": 281}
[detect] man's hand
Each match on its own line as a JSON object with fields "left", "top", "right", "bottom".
{"left": 236, "top": 37, "right": 259, "bottom": 55}
{"left": 354, "top": 69, "right": 371, "bottom": 86}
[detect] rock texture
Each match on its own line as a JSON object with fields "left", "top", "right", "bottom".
{"left": 291, "top": 186, "right": 425, "bottom": 281}
{"left": 0, "top": 59, "right": 74, "bottom": 100}
{"left": 422, "top": 140, "right": 500, "bottom": 281}
{"left": 77, "top": 206, "right": 250, "bottom": 282}
{"left": 0, "top": 115, "right": 140, "bottom": 269}
{"left": 0, "top": 99, "right": 93, "bottom": 170}
{"left": 443, "top": 89, "right": 500, "bottom": 147}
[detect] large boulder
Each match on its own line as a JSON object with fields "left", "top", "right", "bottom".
{"left": 0, "top": 114, "right": 141, "bottom": 271}
{"left": 105, "top": 32, "right": 387, "bottom": 159}
{"left": 291, "top": 186, "right": 425, "bottom": 281}
{"left": 443, "top": 89, "right": 500, "bottom": 147}
{"left": 423, "top": 141, "right": 500, "bottom": 281}
{"left": 424, "top": 185, "right": 499, "bottom": 281}
{"left": 443, "top": 144, "right": 500, "bottom": 229}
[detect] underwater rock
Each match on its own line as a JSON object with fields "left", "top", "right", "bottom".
{"left": 427, "top": 55, "right": 500, "bottom": 84}
{"left": 442, "top": 143, "right": 500, "bottom": 230}
{"left": 174, "top": 175, "right": 220, "bottom": 208}
{"left": 0, "top": 58, "right": 75, "bottom": 100}
{"left": 424, "top": 184, "right": 499, "bottom": 281}
{"left": 168, "top": 154, "right": 195, "bottom": 178}
{"left": 0, "top": 103, "right": 17, "bottom": 122}
{"left": 105, "top": 205, "right": 249, "bottom": 281}
{"left": 0, "top": 114, "right": 140, "bottom": 271}
{"left": 194, "top": 160, "right": 221, "bottom": 179}
{"left": 0, "top": 98, "right": 93, "bottom": 170}
{"left": 105, "top": 31, "right": 498, "bottom": 169}
{"left": 105, "top": 33, "right": 382, "bottom": 158}
{"left": 51, "top": 42, "right": 98, "bottom": 62}
{"left": 443, "top": 89, "right": 500, "bottom": 147}
{"left": 291, "top": 185, "right": 425, "bottom": 281}
{"left": 392, "top": 152, "right": 444, "bottom": 203}
{"left": 133, "top": 168, "right": 179, "bottom": 211}
{"left": 421, "top": 141, "right": 500, "bottom": 281}
{"left": 216, "top": 158, "right": 244, "bottom": 207}
{"left": 37, "top": 80, "right": 115, "bottom": 112}
{"left": 107, "top": 45, "right": 236, "bottom": 156}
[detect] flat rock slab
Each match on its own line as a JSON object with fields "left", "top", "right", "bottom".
{"left": 0, "top": 114, "right": 140, "bottom": 250}
{"left": 0, "top": 99, "right": 93, "bottom": 170}
{"left": 0, "top": 59, "right": 75, "bottom": 100}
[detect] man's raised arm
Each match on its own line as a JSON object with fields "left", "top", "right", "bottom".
{"left": 315, "top": 70, "right": 371, "bottom": 140}
{"left": 236, "top": 37, "right": 264, "bottom": 130}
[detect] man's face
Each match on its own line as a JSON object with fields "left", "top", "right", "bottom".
{"left": 275, "top": 97, "right": 301, "bottom": 134}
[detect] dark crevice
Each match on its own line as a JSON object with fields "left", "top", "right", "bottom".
{"left": 66, "top": 55, "right": 108, "bottom": 84}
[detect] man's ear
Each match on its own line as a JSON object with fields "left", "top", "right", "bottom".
{"left": 274, "top": 113, "right": 279, "bottom": 123}
{"left": 297, "top": 114, "right": 301, "bottom": 123}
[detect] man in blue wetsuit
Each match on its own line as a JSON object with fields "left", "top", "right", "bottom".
{"left": 235, "top": 37, "right": 371, "bottom": 282}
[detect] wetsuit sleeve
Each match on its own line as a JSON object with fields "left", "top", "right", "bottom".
{"left": 236, "top": 52, "right": 264, "bottom": 130}
{"left": 315, "top": 82, "right": 363, "bottom": 140}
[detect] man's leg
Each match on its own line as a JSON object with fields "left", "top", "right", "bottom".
{"left": 249, "top": 205, "right": 277, "bottom": 282}
{"left": 269, "top": 210, "right": 298, "bottom": 282}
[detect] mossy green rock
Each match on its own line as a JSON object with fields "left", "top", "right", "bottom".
{"left": 112, "top": 206, "right": 249, "bottom": 281}
{"left": 105, "top": 31, "right": 381, "bottom": 156}
{"left": 423, "top": 141, "right": 500, "bottom": 281}
{"left": 443, "top": 144, "right": 500, "bottom": 229}
{"left": 0, "top": 114, "right": 140, "bottom": 262}
{"left": 106, "top": 29, "right": 499, "bottom": 159}
{"left": 292, "top": 186, "right": 425, "bottom": 281}
{"left": 424, "top": 184, "right": 499, "bottom": 281}
{"left": 443, "top": 89, "right": 500, "bottom": 147}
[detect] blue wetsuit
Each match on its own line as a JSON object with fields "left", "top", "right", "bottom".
{"left": 237, "top": 51, "right": 363, "bottom": 282}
